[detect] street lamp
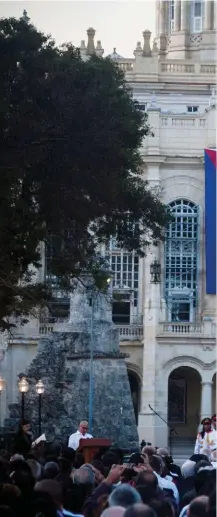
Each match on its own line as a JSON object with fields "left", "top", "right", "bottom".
{"left": 0, "top": 376, "right": 5, "bottom": 429}
{"left": 36, "top": 380, "right": 44, "bottom": 436}
{"left": 88, "top": 261, "right": 113, "bottom": 434}
{"left": 150, "top": 259, "right": 161, "bottom": 284}
{"left": 18, "top": 377, "right": 29, "bottom": 420}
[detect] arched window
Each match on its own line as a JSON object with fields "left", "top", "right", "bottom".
{"left": 165, "top": 199, "right": 199, "bottom": 323}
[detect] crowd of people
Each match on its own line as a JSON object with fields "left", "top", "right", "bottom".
{"left": 0, "top": 418, "right": 216, "bottom": 517}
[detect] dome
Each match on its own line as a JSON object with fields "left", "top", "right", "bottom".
{"left": 108, "top": 47, "right": 123, "bottom": 60}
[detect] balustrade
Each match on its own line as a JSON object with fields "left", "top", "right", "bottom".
{"left": 200, "top": 65, "right": 216, "bottom": 74}
{"left": 161, "top": 62, "right": 195, "bottom": 73}
{"left": 118, "top": 325, "right": 143, "bottom": 340}
{"left": 161, "top": 322, "right": 202, "bottom": 334}
{"left": 115, "top": 58, "right": 215, "bottom": 80}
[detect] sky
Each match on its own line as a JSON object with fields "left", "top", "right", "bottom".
{"left": 0, "top": 0, "right": 156, "bottom": 57}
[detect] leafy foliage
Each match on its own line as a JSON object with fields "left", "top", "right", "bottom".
{"left": 0, "top": 13, "right": 170, "bottom": 330}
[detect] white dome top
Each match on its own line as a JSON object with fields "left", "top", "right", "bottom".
{"left": 108, "top": 48, "right": 123, "bottom": 60}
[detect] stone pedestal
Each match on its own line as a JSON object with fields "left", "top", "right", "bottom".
{"left": 5, "top": 281, "right": 139, "bottom": 448}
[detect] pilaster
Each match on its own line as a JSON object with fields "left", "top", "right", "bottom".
{"left": 174, "top": 0, "right": 181, "bottom": 32}
{"left": 154, "top": 0, "right": 168, "bottom": 56}
{"left": 200, "top": 381, "right": 213, "bottom": 419}
{"left": 204, "top": 1, "right": 212, "bottom": 30}
{"left": 145, "top": 107, "right": 161, "bottom": 155}
{"left": 180, "top": 0, "right": 190, "bottom": 31}
{"left": 138, "top": 163, "right": 167, "bottom": 446}
{"left": 214, "top": 0, "right": 217, "bottom": 30}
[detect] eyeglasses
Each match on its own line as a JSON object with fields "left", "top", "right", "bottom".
{"left": 82, "top": 426, "right": 88, "bottom": 430}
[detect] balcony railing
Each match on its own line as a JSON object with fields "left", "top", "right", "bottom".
{"left": 39, "top": 323, "right": 144, "bottom": 341}
{"left": 39, "top": 325, "right": 54, "bottom": 335}
{"left": 117, "top": 325, "right": 143, "bottom": 340}
{"left": 159, "top": 323, "right": 202, "bottom": 335}
{"left": 115, "top": 58, "right": 216, "bottom": 79}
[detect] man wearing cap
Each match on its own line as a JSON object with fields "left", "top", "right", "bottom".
{"left": 68, "top": 421, "right": 93, "bottom": 450}
{"left": 194, "top": 417, "right": 213, "bottom": 456}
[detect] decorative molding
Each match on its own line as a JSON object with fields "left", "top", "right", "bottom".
{"left": 162, "top": 355, "right": 216, "bottom": 378}
{"left": 142, "top": 155, "right": 166, "bottom": 164}
{"left": 201, "top": 343, "right": 215, "bottom": 351}
{"left": 160, "top": 156, "right": 203, "bottom": 167}
{"left": 161, "top": 175, "right": 203, "bottom": 192}
{"left": 190, "top": 34, "right": 202, "bottom": 46}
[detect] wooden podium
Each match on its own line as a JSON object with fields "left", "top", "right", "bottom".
{"left": 78, "top": 438, "right": 111, "bottom": 463}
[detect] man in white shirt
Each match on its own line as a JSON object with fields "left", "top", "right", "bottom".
{"left": 68, "top": 420, "right": 93, "bottom": 450}
{"left": 150, "top": 455, "right": 179, "bottom": 505}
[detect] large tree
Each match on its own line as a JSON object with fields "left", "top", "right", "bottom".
{"left": 0, "top": 13, "right": 170, "bottom": 330}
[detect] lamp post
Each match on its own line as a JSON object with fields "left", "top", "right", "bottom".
{"left": 0, "top": 376, "right": 5, "bottom": 429}
{"left": 36, "top": 380, "right": 44, "bottom": 436}
{"left": 150, "top": 259, "right": 161, "bottom": 284}
{"left": 88, "top": 262, "right": 113, "bottom": 435}
{"left": 18, "top": 377, "right": 29, "bottom": 420}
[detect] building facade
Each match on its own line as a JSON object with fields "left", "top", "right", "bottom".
{"left": 0, "top": 1, "right": 216, "bottom": 454}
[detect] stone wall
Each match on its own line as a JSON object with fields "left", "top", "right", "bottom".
{"left": 6, "top": 329, "right": 139, "bottom": 448}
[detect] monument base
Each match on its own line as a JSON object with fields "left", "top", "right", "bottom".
{"left": 6, "top": 332, "right": 139, "bottom": 449}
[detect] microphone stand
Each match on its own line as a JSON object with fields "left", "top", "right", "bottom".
{"left": 149, "top": 404, "right": 178, "bottom": 456}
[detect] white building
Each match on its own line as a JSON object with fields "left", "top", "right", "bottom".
{"left": 0, "top": 1, "right": 216, "bottom": 456}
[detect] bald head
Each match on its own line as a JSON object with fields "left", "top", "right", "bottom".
{"left": 124, "top": 504, "right": 157, "bottom": 517}
{"left": 101, "top": 507, "right": 125, "bottom": 517}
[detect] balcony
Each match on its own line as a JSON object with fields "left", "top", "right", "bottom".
{"left": 39, "top": 322, "right": 144, "bottom": 341}
{"left": 115, "top": 57, "right": 216, "bottom": 84}
{"left": 158, "top": 323, "right": 202, "bottom": 335}
{"left": 156, "top": 320, "right": 216, "bottom": 346}
{"left": 117, "top": 325, "right": 143, "bottom": 341}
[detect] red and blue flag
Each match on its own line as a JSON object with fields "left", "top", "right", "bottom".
{"left": 204, "top": 148, "right": 216, "bottom": 295}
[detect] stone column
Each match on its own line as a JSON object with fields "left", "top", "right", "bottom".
{"left": 180, "top": 0, "right": 189, "bottom": 31}
{"left": 174, "top": 0, "right": 181, "bottom": 31}
{"left": 200, "top": 381, "right": 213, "bottom": 420}
{"left": 159, "top": 0, "right": 166, "bottom": 33}
{"left": 156, "top": 0, "right": 160, "bottom": 35}
{"left": 204, "top": 1, "right": 212, "bottom": 30}
{"left": 138, "top": 163, "right": 166, "bottom": 446}
{"left": 214, "top": 1, "right": 217, "bottom": 30}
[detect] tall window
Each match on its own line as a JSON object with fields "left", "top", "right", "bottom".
{"left": 191, "top": 0, "right": 203, "bottom": 32}
{"left": 165, "top": 199, "right": 199, "bottom": 323}
{"left": 106, "top": 239, "right": 139, "bottom": 325}
{"left": 169, "top": 0, "right": 175, "bottom": 33}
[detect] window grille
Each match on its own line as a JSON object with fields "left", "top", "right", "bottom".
{"left": 165, "top": 199, "right": 199, "bottom": 322}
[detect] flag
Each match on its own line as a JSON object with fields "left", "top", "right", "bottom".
{"left": 204, "top": 148, "right": 216, "bottom": 295}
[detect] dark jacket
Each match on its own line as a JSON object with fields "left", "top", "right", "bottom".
{"left": 13, "top": 430, "right": 32, "bottom": 456}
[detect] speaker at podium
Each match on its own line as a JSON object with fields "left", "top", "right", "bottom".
{"left": 78, "top": 438, "right": 111, "bottom": 463}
